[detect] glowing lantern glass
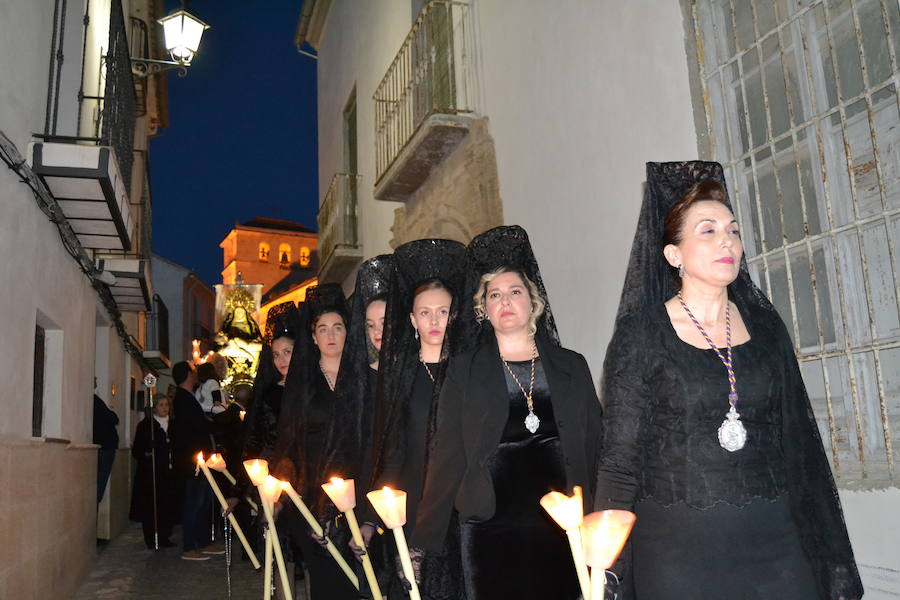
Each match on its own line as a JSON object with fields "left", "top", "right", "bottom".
{"left": 158, "top": 9, "right": 209, "bottom": 64}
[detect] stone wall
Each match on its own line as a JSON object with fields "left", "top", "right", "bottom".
{"left": 390, "top": 117, "right": 504, "bottom": 246}
{"left": 0, "top": 439, "right": 97, "bottom": 598}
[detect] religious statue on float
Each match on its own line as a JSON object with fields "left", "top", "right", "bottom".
{"left": 214, "top": 281, "right": 263, "bottom": 392}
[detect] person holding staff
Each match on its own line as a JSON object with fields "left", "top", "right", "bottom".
{"left": 593, "top": 162, "right": 862, "bottom": 600}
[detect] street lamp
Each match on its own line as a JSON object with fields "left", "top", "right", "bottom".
{"left": 131, "top": 7, "right": 209, "bottom": 78}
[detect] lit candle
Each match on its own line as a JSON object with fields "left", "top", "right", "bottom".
{"left": 581, "top": 510, "right": 636, "bottom": 600}
{"left": 194, "top": 453, "right": 260, "bottom": 569}
{"left": 243, "top": 459, "right": 269, "bottom": 487}
{"left": 322, "top": 478, "right": 382, "bottom": 599}
{"left": 206, "top": 453, "right": 236, "bottom": 485}
{"left": 280, "top": 480, "right": 360, "bottom": 589}
{"left": 540, "top": 486, "right": 591, "bottom": 600}
{"left": 367, "top": 487, "right": 421, "bottom": 600}
{"left": 257, "top": 476, "right": 292, "bottom": 598}
{"left": 239, "top": 410, "right": 247, "bottom": 421}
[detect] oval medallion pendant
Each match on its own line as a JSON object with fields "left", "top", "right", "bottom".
{"left": 718, "top": 406, "right": 747, "bottom": 452}
{"left": 524, "top": 410, "right": 540, "bottom": 434}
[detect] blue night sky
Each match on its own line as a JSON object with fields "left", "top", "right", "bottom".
{"left": 150, "top": 1, "right": 317, "bottom": 286}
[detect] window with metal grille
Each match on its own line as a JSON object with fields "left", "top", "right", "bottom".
{"left": 690, "top": 0, "right": 900, "bottom": 486}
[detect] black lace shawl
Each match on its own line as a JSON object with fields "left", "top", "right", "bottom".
{"left": 344, "top": 255, "right": 393, "bottom": 505}
{"left": 369, "top": 240, "right": 468, "bottom": 493}
{"left": 594, "top": 161, "right": 862, "bottom": 599}
{"left": 242, "top": 301, "right": 300, "bottom": 461}
{"left": 271, "top": 284, "right": 353, "bottom": 518}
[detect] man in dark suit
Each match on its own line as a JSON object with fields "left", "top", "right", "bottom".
{"left": 169, "top": 361, "right": 222, "bottom": 560}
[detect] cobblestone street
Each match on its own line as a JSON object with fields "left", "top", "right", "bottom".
{"left": 72, "top": 523, "right": 299, "bottom": 600}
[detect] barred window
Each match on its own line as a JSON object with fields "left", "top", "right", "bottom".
{"left": 691, "top": 0, "right": 900, "bottom": 485}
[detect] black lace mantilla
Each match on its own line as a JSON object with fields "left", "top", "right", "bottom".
{"left": 595, "top": 161, "right": 863, "bottom": 600}
{"left": 457, "top": 225, "right": 560, "bottom": 352}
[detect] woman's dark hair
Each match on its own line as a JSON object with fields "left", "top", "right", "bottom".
{"left": 311, "top": 309, "right": 347, "bottom": 332}
{"left": 364, "top": 292, "right": 388, "bottom": 311}
{"left": 412, "top": 278, "right": 450, "bottom": 300}
{"left": 197, "top": 362, "right": 218, "bottom": 383}
{"left": 662, "top": 180, "right": 729, "bottom": 247}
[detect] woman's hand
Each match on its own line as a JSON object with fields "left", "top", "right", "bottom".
{"left": 222, "top": 497, "right": 239, "bottom": 518}
{"left": 348, "top": 523, "right": 376, "bottom": 561}
{"left": 310, "top": 519, "right": 332, "bottom": 547}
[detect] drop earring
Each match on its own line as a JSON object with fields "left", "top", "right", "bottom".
{"left": 414, "top": 327, "right": 419, "bottom": 340}
{"left": 678, "top": 264, "right": 685, "bottom": 278}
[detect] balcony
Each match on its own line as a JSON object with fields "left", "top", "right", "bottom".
{"left": 143, "top": 294, "right": 171, "bottom": 371}
{"left": 97, "top": 257, "right": 152, "bottom": 312}
{"left": 373, "top": 0, "right": 477, "bottom": 202}
{"left": 317, "top": 173, "right": 363, "bottom": 283}
{"left": 29, "top": 0, "right": 136, "bottom": 251}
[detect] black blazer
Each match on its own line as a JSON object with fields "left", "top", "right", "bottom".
{"left": 411, "top": 334, "right": 603, "bottom": 551}
{"left": 169, "top": 388, "right": 213, "bottom": 480}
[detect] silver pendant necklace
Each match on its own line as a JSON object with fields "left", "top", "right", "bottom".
{"left": 502, "top": 342, "right": 539, "bottom": 434}
{"left": 678, "top": 293, "right": 747, "bottom": 452}
{"left": 319, "top": 363, "right": 336, "bottom": 391}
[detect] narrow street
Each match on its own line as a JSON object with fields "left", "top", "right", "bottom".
{"left": 72, "top": 523, "right": 292, "bottom": 600}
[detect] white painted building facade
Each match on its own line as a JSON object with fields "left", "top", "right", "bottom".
{"left": 0, "top": 0, "right": 172, "bottom": 596}
{"left": 305, "top": 0, "right": 900, "bottom": 595}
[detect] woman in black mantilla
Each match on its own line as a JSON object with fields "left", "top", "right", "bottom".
{"left": 271, "top": 284, "right": 358, "bottom": 600}
{"left": 225, "top": 301, "right": 300, "bottom": 589}
{"left": 412, "top": 225, "right": 603, "bottom": 600}
{"left": 367, "top": 239, "right": 467, "bottom": 600}
{"left": 593, "top": 162, "right": 862, "bottom": 600}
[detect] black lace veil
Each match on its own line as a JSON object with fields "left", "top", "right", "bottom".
{"left": 606, "top": 161, "right": 862, "bottom": 599}
{"left": 271, "top": 283, "right": 349, "bottom": 510}
{"left": 370, "top": 240, "right": 468, "bottom": 490}
{"left": 458, "top": 225, "right": 560, "bottom": 351}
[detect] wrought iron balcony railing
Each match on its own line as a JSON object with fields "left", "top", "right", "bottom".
{"left": 317, "top": 173, "right": 363, "bottom": 282}
{"left": 373, "top": 0, "right": 476, "bottom": 185}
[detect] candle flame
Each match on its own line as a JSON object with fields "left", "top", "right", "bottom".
{"left": 367, "top": 486, "right": 407, "bottom": 529}
{"left": 196, "top": 451, "right": 205, "bottom": 464}
{"left": 243, "top": 458, "right": 269, "bottom": 486}
{"left": 540, "top": 486, "right": 584, "bottom": 531}
{"left": 322, "top": 476, "right": 356, "bottom": 512}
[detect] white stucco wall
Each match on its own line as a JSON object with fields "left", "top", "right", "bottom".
{"left": 151, "top": 254, "right": 190, "bottom": 365}
{"left": 315, "top": 0, "right": 412, "bottom": 272}
{"left": 474, "top": 0, "right": 700, "bottom": 373}
{"left": 313, "top": 1, "right": 898, "bottom": 591}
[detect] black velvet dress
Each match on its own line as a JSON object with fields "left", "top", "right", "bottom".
{"left": 375, "top": 361, "right": 441, "bottom": 600}
{"left": 459, "top": 358, "right": 580, "bottom": 600}
{"left": 597, "top": 303, "right": 820, "bottom": 600}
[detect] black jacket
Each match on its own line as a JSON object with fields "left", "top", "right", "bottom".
{"left": 93, "top": 395, "right": 119, "bottom": 449}
{"left": 412, "top": 334, "right": 603, "bottom": 551}
{"left": 169, "top": 387, "right": 213, "bottom": 480}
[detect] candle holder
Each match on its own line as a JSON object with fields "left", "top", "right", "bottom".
{"left": 257, "top": 475, "right": 292, "bottom": 599}
{"left": 581, "top": 510, "right": 636, "bottom": 600}
{"left": 243, "top": 459, "right": 269, "bottom": 487}
{"left": 194, "top": 453, "right": 260, "bottom": 569}
{"left": 367, "top": 487, "right": 421, "bottom": 600}
{"left": 322, "top": 478, "right": 383, "bottom": 600}
{"left": 540, "top": 486, "right": 591, "bottom": 600}
{"left": 280, "top": 480, "right": 360, "bottom": 590}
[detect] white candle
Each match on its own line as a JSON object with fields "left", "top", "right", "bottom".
{"left": 195, "top": 453, "right": 260, "bottom": 569}
{"left": 322, "top": 478, "right": 382, "bottom": 599}
{"left": 280, "top": 480, "right": 360, "bottom": 590}
{"left": 366, "top": 487, "right": 421, "bottom": 600}
{"left": 540, "top": 486, "right": 591, "bottom": 600}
